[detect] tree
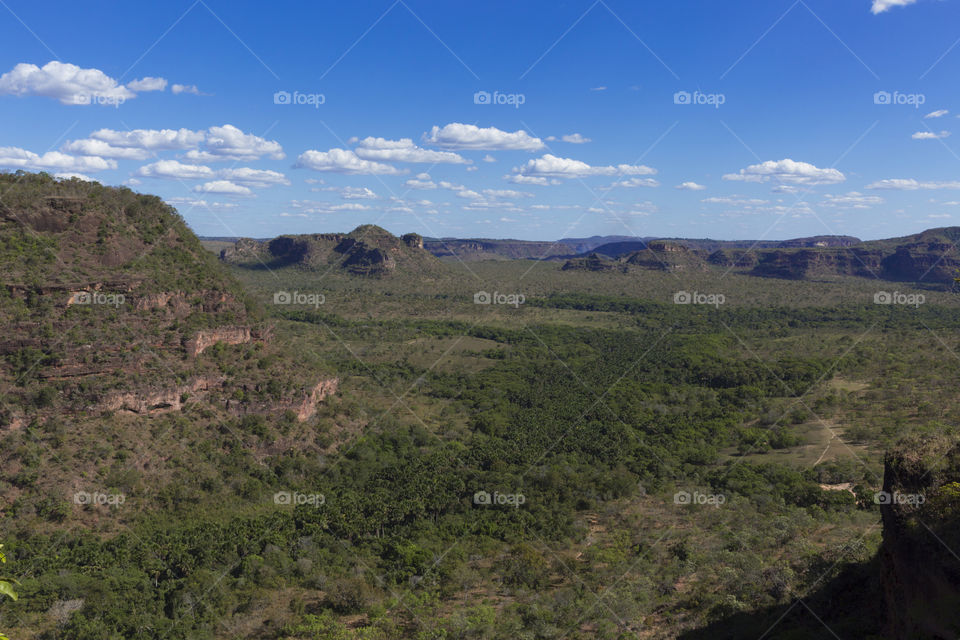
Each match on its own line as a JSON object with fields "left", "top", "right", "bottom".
{"left": 0, "top": 543, "right": 18, "bottom": 640}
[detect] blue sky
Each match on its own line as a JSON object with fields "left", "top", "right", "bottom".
{"left": 2, "top": 0, "right": 960, "bottom": 241}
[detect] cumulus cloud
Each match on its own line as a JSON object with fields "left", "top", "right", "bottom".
{"left": 172, "top": 84, "right": 203, "bottom": 95}
{"left": 353, "top": 137, "right": 469, "bottom": 164}
{"left": 926, "top": 109, "right": 949, "bottom": 119}
{"left": 511, "top": 154, "right": 657, "bottom": 180}
{"left": 135, "top": 160, "right": 215, "bottom": 180}
{"left": 165, "top": 197, "right": 238, "bottom": 209}
{"left": 423, "top": 123, "right": 544, "bottom": 151}
{"left": 90, "top": 127, "right": 205, "bottom": 150}
{"left": 126, "top": 77, "right": 167, "bottom": 92}
{"left": 912, "top": 130, "right": 951, "bottom": 140}
{"left": 723, "top": 159, "right": 845, "bottom": 185}
{"left": 405, "top": 172, "right": 437, "bottom": 189}
{"left": 561, "top": 133, "right": 591, "bottom": 144}
{"left": 0, "top": 61, "right": 135, "bottom": 105}
{"left": 0, "top": 146, "right": 117, "bottom": 172}
{"left": 218, "top": 167, "right": 289, "bottom": 187}
{"left": 871, "top": 0, "right": 917, "bottom": 14}
{"left": 506, "top": 174, "right": 556, "bottom": 186}
{"left": 482, "top": 188, "right": 533, "bottom": 199}
{"left": 702, "top": 196, "right": 770, "bottom": 206}
{"left": 61, "top": 138, "right": 151, "bottom": 160}
{"left": 194, "top": 124, "right": 284, "bottom": 161}
{"left": 612, "top": 177, "right": 660, "bottom": 188}
{"left": 483, "top": 154, "right": 496, "bottom": 163}
{"left": 295, "top": 148, "right": 404, "bottom": 175}
{"left": 192, "top": 180, "right": 252, "bottom": 196}
{"left": 676, "top": 181, "right": 706, "bottom": 191}
{"left": 867, "top": 178, "right": 960, "bottom": 190}
{"left": 820, "top": 191, "right": 884, "bottom": 208}
{"left": 339, "top": 186, "right": 378, "bottom": 200}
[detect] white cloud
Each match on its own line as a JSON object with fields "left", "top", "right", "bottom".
{"left": 61, "top": 138, "right": 151, "bottom": 160}
{"left": 676, "top": 181, "right": 706, "bottom": 191}
{"left": 172, "top": 84, "right": 203, "bottom": 95}
{"left": 456, "top": 189, "right": 483, "bottom": 200}
{"left": 0, "top": 147, "right": 116, "bottom": 172}
{"left": 612, "top": 177, "right": 660, "bottom": 188}
{"left": 871, "top": 0, "right": 917, "bottom": 14}
{"left": 54, "top": 172, "right": 94, "bottom": 181}
{"left": 405, "top": 172, "right": 437, "bottom": 189}
{"left": 483, "top": 154, "right": 496, "bottom": 163}
{"left": 136, "top": 160, "right": 215, "bottom": 180}
{"left": 295, "top": 148, "right": 404, "bottom": 175}
{"left": 482, "top": 188, "right": 532, "bottom": 199}
{"left": 192, "top": 180, "right": 252, "bottom": 196}
{"left": 867, "top": 178, "right": 960, "bottom": 190}
{"left": 926, "top": 109, "right": 949, "bottom": 119}
{"left": 340, "top": 186, "right": 378, "bottom": 200}
{"left": 90, "top": 127, "right": 205, "bottom": 150}
{"left": 821, "top": 191, "right": 884, "bottom": 208}
{"left": 353, "top": 137, "right": 468, "bottom": 164}
{"left": 561, "top": 133, "right": 591, "bottom": 144}
{"left": 290, "top": 200, "right": 372, "bottom": 214}
{"left": 590, "top": 86, "right": 607, "bottom": 92}
{"left": 702, "top": 196, "right": 770, "bottom": 206}
{"left": 218, "top": 167, "right": 289, "bottom": 187}
{"left": 0, "top": 61, "right": 134, "bottom": 105}
{"left": 506, "top": 174, "right": 555, "bottom": 186}
{"left": 423, "top": 123, "right": 544, "bottom": 151}
{"left": 512, "top": 154, "right": 657, "bottom": 180}
{"left": 912, "top": 130, "right": 951, "bottom": 140}
{"left": 126, "top": 77, "right": 168, "bottom": 92}
{"left": 194, "top": 124, "right": 284, "bottom": 161}
{"left": 165, "top": 197, "right": 238, "bottom": 209}
{"left": 723, "top": 159, "right": 845, "bottom": 185}
{"left": 772, "top": 185, "right": 801, "bottom": 194}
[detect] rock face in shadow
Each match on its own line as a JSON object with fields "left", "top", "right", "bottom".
{"left": 879, "top": 436, "right": 960, "bottom": 639}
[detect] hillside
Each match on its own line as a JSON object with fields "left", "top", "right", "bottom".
{"left": 221, "top": 225, "right": 440, "bottom": 276}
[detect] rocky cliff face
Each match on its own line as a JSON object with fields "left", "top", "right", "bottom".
{"left": 221, "top": 225, "right": 438, "bottom": 276}
{"left": 424, "top": 238, "right": 573, "bottom": 261}
{"left": 879, "top": 435, "right": 960, "bottom": 639}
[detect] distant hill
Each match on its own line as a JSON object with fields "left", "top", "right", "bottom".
{"left": 221, "top": 225, "right": 440, "bottom": 276}
{"left": 424, "top": 237, "right": 573, "bottom": 261}
{"left": 562, "top": 227, "right": 960, "bottom": 285}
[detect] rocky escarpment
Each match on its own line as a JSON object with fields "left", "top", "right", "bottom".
{"left": 879, "top": 435, "right": 960, "bottom": 639}
{"left": 424, "top": 238, "right": 574, "bottom": 261}
{"left": 624, "top": 242, "right": 710, "bottom": 271}
{"left": 221, "top": 225, "right": 439, "bottom": 276}
{"left": 561, "top": 253, "right": 620, "bottom": 272}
